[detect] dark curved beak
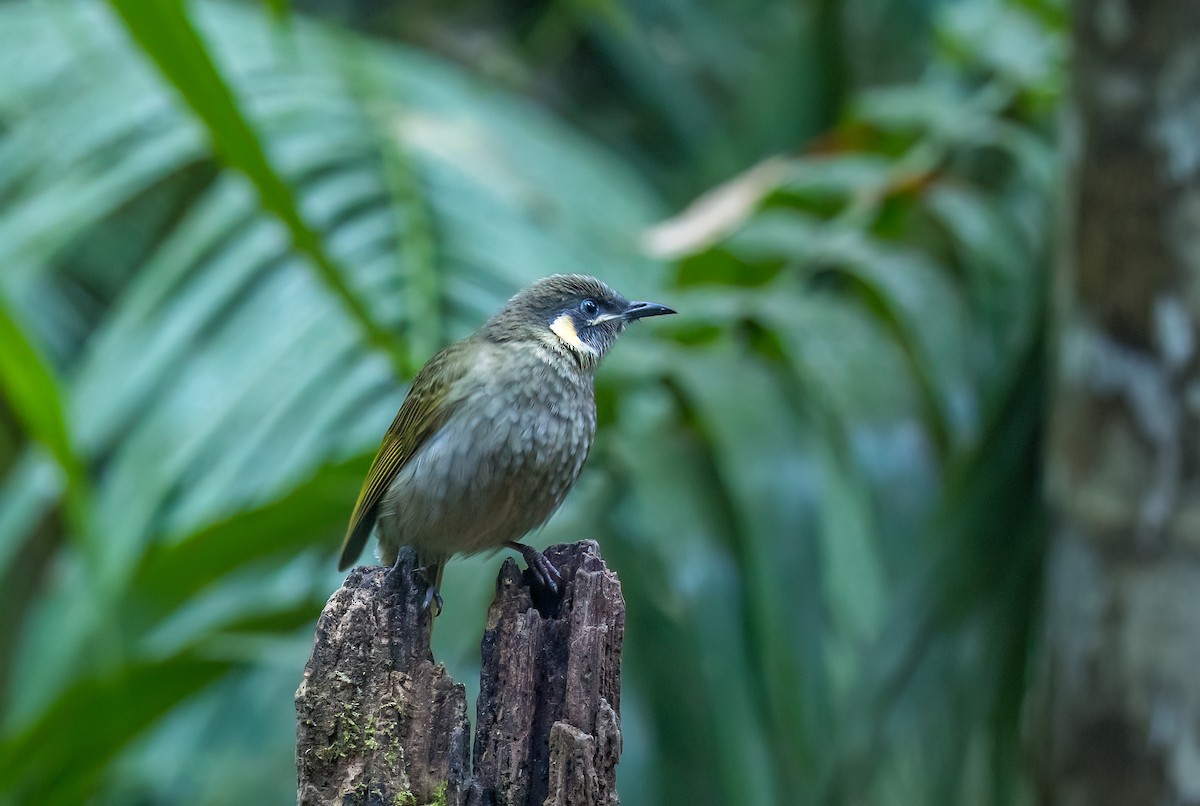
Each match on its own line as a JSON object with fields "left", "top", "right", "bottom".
{"left": 622, "top": 300, "right": 677, "bottom": 321}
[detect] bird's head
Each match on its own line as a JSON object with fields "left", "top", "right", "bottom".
{"left": 480, "top": 274, "right": 676, "bottom": 368}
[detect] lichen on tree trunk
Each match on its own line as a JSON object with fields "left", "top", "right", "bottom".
{"left": 1032, "top": 1, "right": 1200, "bottom": 804}
{"left": 296, "top": 540, "right": 624, "bottom": 806}
{"left": 294, "top": 553, "right": 471, "bottom": 806}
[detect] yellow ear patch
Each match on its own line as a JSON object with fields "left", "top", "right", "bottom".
{"left": 550, "top": 313, "right": 596, "bottom": 354}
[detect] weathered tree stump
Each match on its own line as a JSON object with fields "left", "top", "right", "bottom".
{"left": 296, "top": 540, "right": 624, "bottom": 806}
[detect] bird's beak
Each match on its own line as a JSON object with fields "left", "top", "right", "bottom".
{"left": 622, "top": 300, "right": 677, "bottom": 321}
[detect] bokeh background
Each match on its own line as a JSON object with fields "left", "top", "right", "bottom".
{"left": 0, "top": 0, "right": 1063, "bottom": 803}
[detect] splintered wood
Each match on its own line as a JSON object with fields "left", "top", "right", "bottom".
{"left": 296, "top": 541, "right": 624, "bottom": 806}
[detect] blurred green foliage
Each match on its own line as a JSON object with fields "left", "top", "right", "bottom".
{"left": 0, "top": 0, "right": 1062, "bottom": 803}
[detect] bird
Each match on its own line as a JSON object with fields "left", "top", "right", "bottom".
{"left": 338, "top": 274, "right": 676, "bottom": 612}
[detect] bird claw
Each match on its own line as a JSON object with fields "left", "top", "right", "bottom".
{"left": 507, "top": 542, "right": 563, "bottom": 595}
{"left": 415, "top": 564, "right": 443, "bottom": 616}
{"left": 421, "top": 582, "right": 443, "bottom": 616}
{"left": 383, "top": 559, "right": 442, "bottom": 615}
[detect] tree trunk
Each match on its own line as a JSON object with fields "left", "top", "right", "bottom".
{"left": 296, "top": 540, "right": 624, "bottom": 806}
{"left": 1033, "top": 1, "right": 1200, "bottom": 804}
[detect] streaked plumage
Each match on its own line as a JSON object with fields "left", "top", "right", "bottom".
{"left": 338, "top": 274, "right": 675, "bottom": 609}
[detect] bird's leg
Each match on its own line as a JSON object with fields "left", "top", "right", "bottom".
{"left": 382, "top": 555, "right": 443, "bottom": 615}
{"left": 419, "top": 561, "right": 443, "bottom": 616}
{"left": 505, "top": 542, "right": 563, "bottom": 594}
{"left": 421, "top": 580, "right": 443, "bottom": 616}
{"left": 382, "top": 553, "right": 407, "bottom": 588}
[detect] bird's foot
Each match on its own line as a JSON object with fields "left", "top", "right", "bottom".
{"left": 505, "top": 542, "right": 563, "bottom": 595}
{"left": 382, "top": 558, "right": 406, "bottom": 589}
{"left": 421, "top": 580, "right": 444, "bottom": 616}
{"left": 381, "top": 558, "right": 442, "bottom": 615}
{"left": 417, "top": 563, "right": 443, "bottom": 616}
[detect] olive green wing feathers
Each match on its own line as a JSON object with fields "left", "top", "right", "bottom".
{"left": 337, "top": 341, "right": 471, "bottom": 570}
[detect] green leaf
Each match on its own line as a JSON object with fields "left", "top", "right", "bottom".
{"left": 0, "top": 653, "right": 231, "bottom": 802}
{"left": 105, "top": 0, "right": 403, "bottom": 374}
{"left": 130, "top": 457, "right": 366, "bottom": 615}
{"left": 823, "top": 256, "right": 958, "bottom": 459}
{"left": 0, "top": 452, "right": 62, "bottom": 580}
{"left": 261, "top": 0, "right": 290, "bottom": 20}
{"left": 0, "top": 300, "right": 88, "bottom": 530}
{"left": 603, "top": 382, "right": 778, "bottom": 805}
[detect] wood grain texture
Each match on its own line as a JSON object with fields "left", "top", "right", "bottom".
{"left": 468, "top": 541, "right": 624, "bottom": 806}
{"left": 297, "top": 541, "right": 624, "bottom": 806}
{"left": 296, "top": 551, "right": 471, "bottom": 805}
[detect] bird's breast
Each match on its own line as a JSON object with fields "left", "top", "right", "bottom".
{"left": 462, "top": 353, "right": 596, "bottom": 518}
{"left": 377, "top": 350, "right": 596, "bottom": 558}
{"left": 477, "top": 363, "right": 596, "bottom": 491}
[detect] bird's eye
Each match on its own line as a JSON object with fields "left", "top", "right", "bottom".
{"left": 579, "top": 298, "right": 599, "bottom": 317}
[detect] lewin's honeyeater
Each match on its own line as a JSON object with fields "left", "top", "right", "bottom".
{"left": 338, "top": 274, "right": 675, "bottom": 611}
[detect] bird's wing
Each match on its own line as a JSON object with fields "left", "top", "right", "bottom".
{"left": 338, "top": 340, "right": 473, "bottom": 570}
